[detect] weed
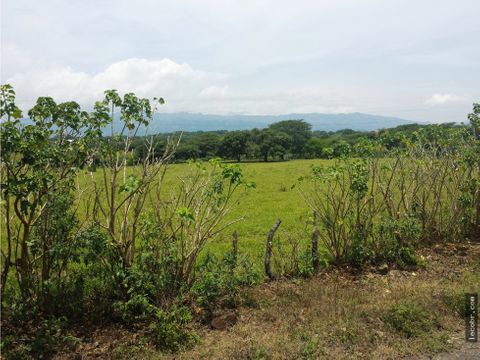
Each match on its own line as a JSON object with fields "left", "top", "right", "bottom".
{"left": 382, "top": 301, "right": 435, "bottom": 338}
{"left": 149, "top": 304, "right": 199, "bottom": 353}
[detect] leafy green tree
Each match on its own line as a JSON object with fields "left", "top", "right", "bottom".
{"left": 379, "top": 130, "right": 407, "bottom": 150}
{"left": 305, "top": 138, "right": 324, "bottom": 158}
{"left": 268, "top": 120, "right": 311, "bottom": 157}
{"left": 88, "top": 90, "right": 174, "bottom": 268}
{"left": 218, "top": 130, "right": 250, "bottom": 162}
{"left": 255, "top": 129, "right": 291, "bottom": 161}
{"left": 0, "top": 84, "right": 105, "bottom": 299}
{"left": 245, "top": 129, "right": 261, "bottom": 160}
{"left": 354, "top": 137, "right": 382, "bottom": 157}
{"left": 321, "top": 147, "right": 334, "bottom": 159}
{"left": 193, "top": 133, "right": 221, "bottom": 159}
{"left": 333, "top": 140, "right": 352, "bottom": 157}
{"left": 469, "top": 103, "right": 480, "bottom": 140}
{"left": 176, "top": 142, "right": 201, "bottom": 160}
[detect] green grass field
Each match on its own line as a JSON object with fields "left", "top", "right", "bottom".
{"left": 76, "top": 159, "right": 330, "bottom": 269}
{"left": 190, "top": 159, "right": 328, "bottom": 261}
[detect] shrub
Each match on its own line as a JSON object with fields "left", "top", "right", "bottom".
{"left": 270, "top": 232, "right": 317, "bottom": 278}
{"left": 299, "top": 118, "right": 480, "bottom": 267}
{"left": 37, "top": 275, "right": 86, "bottom": 320}
{"left": 191, "top": 253, "right": 225, "bottom": 310}
{"left": 442, "top": 289, "right": 468, "bottom": 318}
{"left": 348, "top": 236, "right": 374, "bottom": 268}
{"left": 397, "top": 246, "right": 418, "bottom": 267}
{"left": 149, "top": 305, "right": 198, "bottom": 353}
{"left": 382, "top": 302, "right": 435, "bottom": 338}
{"left": 113, "top": 294, "right": 155, "bottom": 324}
{"left": 295, "top": 250, "right": 315, "bottom": 278}
{"left": 191, "top": 251, "right": 260, "bottom": 312}
{"left": 0, "top": 317, "right": 80, "bottom": 360}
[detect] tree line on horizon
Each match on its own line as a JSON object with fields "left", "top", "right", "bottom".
{"left": 129, "top": 120, "right": 470, "bottom": 163}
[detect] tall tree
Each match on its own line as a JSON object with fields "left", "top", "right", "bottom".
{"left": 0, "top": 84, "right": 105, "bottom": 298}
{"left": 194, "top": 133, "right": 221, "bottom": 158}
{"left": 256, "top": 129, "right": 291, "bottom": 161}
{"left": 269, "top": 120, "right": 311, "bottom": 157}
{"left": 305, "top": 137, "right": 324, "bottom": 158}
{"left": 218, "top": 130, "right": 250, "bottom": 162}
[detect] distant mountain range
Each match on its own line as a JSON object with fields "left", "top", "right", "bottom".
{"left": 129, "top": 112, "right": 417, "bottom": 134}
{"left": 18, "top": 112, "right": 418, "bottom": 134}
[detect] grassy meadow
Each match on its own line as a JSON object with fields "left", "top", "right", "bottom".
{"left": 75, "top": 159, "right": 330, "bottom": 271}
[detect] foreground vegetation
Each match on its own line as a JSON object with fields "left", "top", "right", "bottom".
{"left": 1, "top": 84, "right": 479, "bottom": 359}
{"left": 97, "top": 243, "right": 479, "bottom": 360}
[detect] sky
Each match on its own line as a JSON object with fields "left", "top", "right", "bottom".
{"left": 1, "top": 0, "right": 479, "bottom": 122}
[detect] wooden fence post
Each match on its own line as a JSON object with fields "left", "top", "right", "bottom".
{"left": 265, "top": 219, "right": 281, "bottom": 280}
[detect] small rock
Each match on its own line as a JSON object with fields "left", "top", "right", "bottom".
{"left": 211, "top": 311, "right": 237, "bottom": 330}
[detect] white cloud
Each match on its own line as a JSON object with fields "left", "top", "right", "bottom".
{"left": 425, "top": 93, "right": 464, "bottom": 105}
{"left": 176, "top": 91, "right": 354, "bottom": 115}
{"left": 5, "top": 55, "right": 472, "bottom": 120}
{"left": 0, "top": 44, "right": 35, "bottom": 79}
{"left": 6, "top": 57, "right": 354, "bottom": 115}
{"left": 6, "top": 58, "right": 226, "bottom": 110}
{"left": 3, "top": 0, "right": 480, "bottom": 122}
{"left": 199, "top": 85, "right": 231, "bottom": 99}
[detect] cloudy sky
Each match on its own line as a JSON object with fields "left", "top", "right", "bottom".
{"left": 1, "top": 0, "right": 479, "bottom": 122}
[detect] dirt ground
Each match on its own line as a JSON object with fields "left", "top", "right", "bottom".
{"left": 54, "top": 242, "right": 480, "bottom": 360}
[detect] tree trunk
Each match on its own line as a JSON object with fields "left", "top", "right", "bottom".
{"left": 1, "top": 201, "right": 12, "bottom": 299}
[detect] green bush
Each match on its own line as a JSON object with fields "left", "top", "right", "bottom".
{"left": 191, "top": 253, "right": 224, "bottom": 309}
{"left": 270, "top": 234, "right": 318, "bottom": 278}
{"left": 371, "top": 215, "right": 420, "bottom": 268}
{"left": 442, "top": 290, "right": 468, "bottom": 317}
{"left": 295, "top": 250, "right": 315, "bottom": 278}
{"left": 348, "top": 236, "right": 374, "bottom": 268}
{"left": 347, "top": 235, "right": 418, "bottom": 269}
{"left": 191, "top": 251, "right": 260, "bottom": 311}
{"left": 149, "top": 305, "right": 198, "bottom": 353}
{"left": 113, "top": 294, "right": 155, "bottom": 324}
{"left": 382, "top": 302, "right": 435, "bottom": 338}
{"left": 1, "top": 317, "right": 80, "bottom": 360}
{"left": 37, "top": 275, "right": 85, "bottom": 320}
{"left": 397, "top": 246, "right": 418, "bottom": 267}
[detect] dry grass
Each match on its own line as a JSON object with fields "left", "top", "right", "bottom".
{"left": 55, "top": 243, "right": 480, "bottom": 360}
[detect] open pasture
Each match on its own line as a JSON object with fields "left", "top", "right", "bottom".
{"left": 75, "top": 159, "right": 330, "bottom": 269}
